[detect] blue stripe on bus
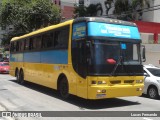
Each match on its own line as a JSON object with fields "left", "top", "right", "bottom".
{"left": 24, "top": 52, "right": 41, "bottom": 63}
{"left": 40, "top": 50, "right": 68, "bottom": 64}
{"left": 10, "top": 50, "right": 68, "bottom": 64}
{"left": 10, "top": 53, "right": 23, "bottom": 62}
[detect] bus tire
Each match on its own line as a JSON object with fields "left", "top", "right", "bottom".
{"left": 58, "top": 77, "right": 69, "bottom": 99}
{"left": 15, "top": 69, "right": 19, "bottom": 83}
{"left": 19, "top": 70, "right": 25, "bottom": 85}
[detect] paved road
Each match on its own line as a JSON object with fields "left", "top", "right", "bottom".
{"left": 0, "top": 74, "right": 160, "bottom": 120}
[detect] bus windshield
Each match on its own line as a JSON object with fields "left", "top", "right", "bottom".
{"left": 88, "top": 39, "right": 142, "bottom": 76}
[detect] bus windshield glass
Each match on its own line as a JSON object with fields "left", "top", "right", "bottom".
{"left": 88, "top": 39, "right": 142, "bottom": 76}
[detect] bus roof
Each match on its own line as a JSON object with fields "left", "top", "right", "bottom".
{"left": 73, "top": 17, "right": 137, "bottom": 27}
{"left": 11, "top": 19, "right": 74, "bottom": 42}
{"left": 11, "top": 17, "right": 137, "bottom": 42}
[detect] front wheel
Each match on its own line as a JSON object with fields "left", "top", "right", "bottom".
{"left": 148, "top": 87, "right": 158, "bottom": 99}
{"left": 59, "top": 77, "right": 69, "bottom": 99}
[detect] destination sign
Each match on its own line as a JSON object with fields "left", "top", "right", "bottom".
{"left": 72, "top": 22, "right": 86, "bottom": 39}
{"left": 88, "top": 22, "right": 140, "bottom": 40}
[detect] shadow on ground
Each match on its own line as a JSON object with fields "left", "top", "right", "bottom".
{"left": 9, "top": 79, "right": 141, "bottom": 110}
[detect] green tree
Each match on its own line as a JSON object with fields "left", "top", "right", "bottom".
{"left": 131, "top": 0, "right": 150, "bottom": 20}
{"left": 0, "top": 0, "right": 60, "bottom": 46}
{"left": 74, "top": 3, "right": 103, "bottom": 17}
{"left": 74, "top": 5, "right": 87, "bottom": 17}
{"left": 113, "top": 0, "right": 132, "bottom": 20}
{"left": 86, "top": 4, "right": 99, "bottom": 16}
{"left": 113, "top": 0, "right": 150, "bottom": 20}
{"left": 104, "top": 0, "right": 114, "bottom": 15}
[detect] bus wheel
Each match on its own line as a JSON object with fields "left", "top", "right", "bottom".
{"left": 59, "top": 77, "right": 69, "bottom": 99}
{"left": 15, "top": 69, "right": 19, "bottom": 83}
{"left": 19, "top": 70, "right": 25, "bottom": 85}
{"left": 148, "top": 86, "right": 158, "bottom": 99}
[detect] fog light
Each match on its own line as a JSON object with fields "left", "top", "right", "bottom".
{"left": 91, "top": 81, "right": 96, "bottom": 84}
{"left": 136, "top": 80, "right": 143, "bottom": 83}
{"left": 102, "top": 89, "right": 106, "bottom": 93}
{"left": 136, "top": 88, "right": 142, "bottom": 91}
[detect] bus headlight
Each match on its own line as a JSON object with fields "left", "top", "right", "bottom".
{"left": 91, "top": 80, "right": 107, "bottom": 85}
{"left": 136, "top": 80, "right": 143, "bottom": 83}
{"left": 97, "top": 89, "right": 106, "bottom": 93}
{"left": 98, "top": 81, "right": 106, "bottom": 84}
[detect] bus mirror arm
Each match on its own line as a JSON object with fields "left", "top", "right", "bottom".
{"left": 141, "top": 45, "right": 146, "bottom": 62}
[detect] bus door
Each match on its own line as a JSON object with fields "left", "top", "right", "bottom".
{"left": 72, "top": 40, "right": 88, "bottom": 98}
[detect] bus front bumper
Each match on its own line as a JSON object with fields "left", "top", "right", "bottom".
{"left": 87, "top": 84, "right": 144, "bottom": 99}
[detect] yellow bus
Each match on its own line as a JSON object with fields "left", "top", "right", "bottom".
{"left": 10, "top": 17, "right": 145, "bottom": 99}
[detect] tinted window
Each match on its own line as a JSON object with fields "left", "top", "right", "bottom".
{"left": 24, "top": 39, "right": 29, "bottom": 50}
{"left": 54, "top": 26, "right": 69, "bottom": 49}
{"left": 36, "top": 36, "right": 42, "bottom": 49}
{"left": 42, "top": 33, "right": 54, "bottom": 48}
{"left": 147, "top": 68, "right": 160, "bottom": 77}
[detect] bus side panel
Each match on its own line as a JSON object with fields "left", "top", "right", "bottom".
{"left": 23, "top": 62, "right": 59, "bottom": 89}
{"left": 9, "top": 53, "right": 23, "bottom": 76}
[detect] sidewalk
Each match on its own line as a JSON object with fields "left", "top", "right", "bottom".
{"left": 0, "top": 104, "right": 5, "bottom": 111}
{"left": 0, "top": 104, "right": 14, "bottom": 120}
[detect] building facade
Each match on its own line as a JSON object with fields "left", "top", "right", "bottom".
{"left": 142, "top": 0, "right": 160, "bottom": 23}
{"left": 52, "top": 0, "right": 75, "bottom": 19}
{"left": 79, "top": 0, "right": 160, "bottom": 66}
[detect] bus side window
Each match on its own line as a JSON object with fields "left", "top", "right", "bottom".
{"left": 54, "top": 31, "right": 60, "bottom": 48}
{"left": 10, "top": 42, "right": 14, "bottom": 52}
{"left": 29, "top": 38, "right": 33, "bottom": 50}
{"left": 47, "top": 33, "right": 53, "bottom": 48}
{"left": 15, "top": 42, "right": 19, "bottom": 52}
{"left": 42, "top": 34, "right": 47, "bottom": 48}
{"left": 54, "top": 26, "right": 69, "bottom": 49}
{"left": 33, "top": 37, "right": 37, "bottom": 50}
{"left": 24, "top": 39, "right": 29, "bottom": 51}
{"left": 36, "top": 36, "right": 42, "bottom": 49}
{"left": 20, "top": 40, "right": 25, "bottom": 52}
{"left": 18, "top": 41, "right": 21, "bottom": 51}
{"left": 59, "top": 28, "right": 69, "bottom": 48}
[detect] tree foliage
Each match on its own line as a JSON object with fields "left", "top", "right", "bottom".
{"left": 113, "top": 0, "right": 150, "bottom": 20}
{"left": 104, "top": 0, "right": 114, "bottom": 15}
{"left": 0, "top": 0, "right": 60, "bottom": 46}
{"left": 74, "top": 3, "right": 103, "bottom": 17}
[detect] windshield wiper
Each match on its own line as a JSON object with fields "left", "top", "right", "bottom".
{"left": 110, "top": 56, "right": 122, "bottom": 76}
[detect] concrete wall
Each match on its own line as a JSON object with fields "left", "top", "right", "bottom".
{"left": 140, "top": 33, "right": 154, "bottom": 44}
{"left": 143, "top": 44, "right": 160, "bottom": 67}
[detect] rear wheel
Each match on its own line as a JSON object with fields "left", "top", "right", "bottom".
{"left": 19, "top": 70, "right": 25, "bottom": 85}
{"left": 59, "top": 77, "right": 69, "bottom": 99}
{"left": 148, "top": 87, "right": 158, "bottom": 99}
{"left": 15, "top": 69, "right": 19, "bottom": 83}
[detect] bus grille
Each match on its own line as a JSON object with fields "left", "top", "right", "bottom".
{"left": 124, "top": 80, "right": 134, "bottom": 84}
{"left": 110, "top": 80, "right": 121, "bottom": 84}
